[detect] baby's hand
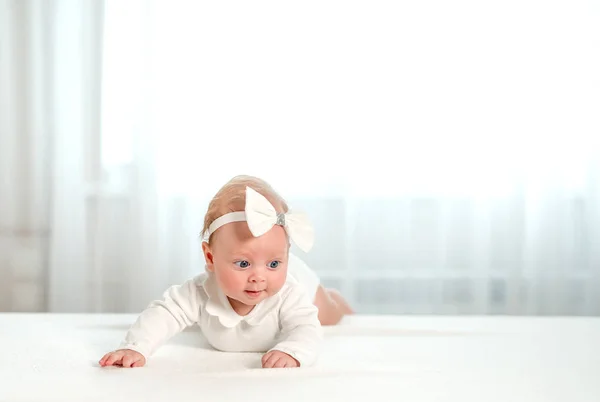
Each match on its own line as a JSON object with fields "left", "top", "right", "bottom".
{"left": 99, "top": 349, "right": 146, "bottom": 368}
{"left": 261, "top": 350, "right": 300, "bottom": 368}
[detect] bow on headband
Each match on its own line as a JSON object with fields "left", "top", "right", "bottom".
{"left": 205, "top": 187, "right": 315, "bottom": 252}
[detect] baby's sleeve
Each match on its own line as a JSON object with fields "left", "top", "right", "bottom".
{"left": 118, "top": 277, "right": 202, "bottom": 359}
{"left": 269, "top": 284, "right": 323, "bottom": 367}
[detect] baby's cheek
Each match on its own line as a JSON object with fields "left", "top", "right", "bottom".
{"left": 218, "top": 270, "right": 247, "bottom": 293}
{"left": 269, "top": 269, "right": 287, "bottom": 292}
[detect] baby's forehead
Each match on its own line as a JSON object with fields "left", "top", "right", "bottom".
{"left": 213, "top": 222, "right": 289, "bottom": 254}
{"left": 219, "top": 239, "right": 288, "bottom": 257}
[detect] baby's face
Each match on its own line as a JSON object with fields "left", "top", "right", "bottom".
{"left": 205, "top": 222, "right": 289, "bottom": 314}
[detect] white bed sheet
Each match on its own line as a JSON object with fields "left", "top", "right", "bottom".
{"left": 0, "top": 314, "right": 598, "bottom": 402}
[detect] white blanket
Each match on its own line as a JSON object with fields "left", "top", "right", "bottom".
{"left": 0, "top": 314, "right": 598, "bottom": 402}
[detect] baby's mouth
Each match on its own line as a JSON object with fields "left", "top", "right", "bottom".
{"left": 244, "top": 290, "right": 264, "bottom": 298}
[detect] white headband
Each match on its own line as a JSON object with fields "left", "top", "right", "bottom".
{"left": 203, "top": 187, "right": 315, "bottom": 253}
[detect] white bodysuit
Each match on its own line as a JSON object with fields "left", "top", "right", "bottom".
{"left": 119, "top": 253, "right": 323, "bottom": 367}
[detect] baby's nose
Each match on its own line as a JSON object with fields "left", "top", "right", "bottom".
{"left": 248, "top": 268, "right": 266, "bottom": 282}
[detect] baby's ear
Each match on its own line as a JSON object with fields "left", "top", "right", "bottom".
{"left": 202, "top": 241, "right": 215, "bottom": 271}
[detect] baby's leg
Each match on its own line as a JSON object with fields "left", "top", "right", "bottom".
{"left": 326, "top": 288, "right": 354, "bottom": 315}
{"left": 313, "top": 285, "right": 354, "bottom": 326}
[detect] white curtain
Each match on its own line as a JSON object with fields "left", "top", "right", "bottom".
{"left": 0, "top": 0, "right": 103, "bottom": 311}
{"left": 2, "top": 0, "right": 599, "bottom": 315}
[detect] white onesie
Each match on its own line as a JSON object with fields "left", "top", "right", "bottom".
{"left": 119, "top": 254, "right": 323, "bottom": 367}
{"left": 287, "top": 252, "right": 321, "bottom": 299}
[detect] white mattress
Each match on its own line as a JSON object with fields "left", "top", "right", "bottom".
{"left": 0, "top": 314, "right": 598, "bottom": 402}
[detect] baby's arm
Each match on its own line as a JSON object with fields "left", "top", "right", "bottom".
{"left": 266, "top": 285, "right": 323, "bottom": 367}
{"left": 103, "top": 278, "right": 202, "bottom": 365}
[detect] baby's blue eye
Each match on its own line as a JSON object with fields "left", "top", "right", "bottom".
{"left": 235, "top": 260, "right": 250, "bottom": 268}
{"left": 268, "top": 261, "right": 280, "bottom": 269}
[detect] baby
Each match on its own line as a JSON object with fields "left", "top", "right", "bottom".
{"left": 99, "top": 175, "right": 352, "bottom": 369}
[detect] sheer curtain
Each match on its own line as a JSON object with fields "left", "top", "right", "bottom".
{"left": 2, "top": 0, "right": 599, "bottom": 314}
{"left": 96, "top": 0, "right": 600, "bottom": 315}
{"left": 0, "top": 0, "right": 103, "bottom": 312}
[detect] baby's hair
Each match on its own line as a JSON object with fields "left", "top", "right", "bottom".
{"left": 202, "top": 175, "right": 289, "bottom": 243}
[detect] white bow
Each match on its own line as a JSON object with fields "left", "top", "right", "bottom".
{"left": 205, "top": 187, "right": 315, "bottom": 252}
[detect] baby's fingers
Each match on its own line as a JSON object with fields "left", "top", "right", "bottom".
{"left": 99, "top": 353, "right": 112, "bottom": 366}
{"left": 132, "top": 359, "right": 145, "bottom": 368}
{"left": 261, "top": 351, "right": 274, "bottom": 367}
{"left": 122, "top": 354, "right": 136, "bottom": 368}
{"left": 263, "top": 357, "right": 280, "bottom": 369}
{"left": 263, "top": 354, "right": 281, "bottom": 369}
{"left": 103, "top": 352, "right": 124, "bottom": 367}
{"left": 274, "top": 358, "right": 288, "bottom": 368}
